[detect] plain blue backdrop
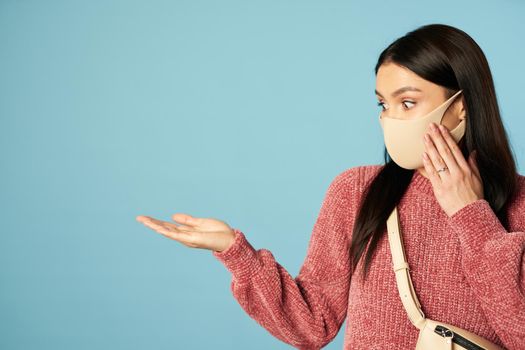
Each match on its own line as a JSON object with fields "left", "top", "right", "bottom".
{"left": 1, "top": 0, "right": 524, "bottom": 349}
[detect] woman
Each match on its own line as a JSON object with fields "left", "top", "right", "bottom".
{"left": 136, "top": 24, "right": 525, "bottom": 349}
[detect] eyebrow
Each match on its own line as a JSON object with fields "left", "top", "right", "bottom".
{"left": 375, "top": 86, "right": 422, "bottom": 98}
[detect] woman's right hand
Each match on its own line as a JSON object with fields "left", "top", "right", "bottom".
{"left": 136, "top": 213, "right": 236, "bottom": 253}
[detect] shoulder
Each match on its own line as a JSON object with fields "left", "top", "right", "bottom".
{"left": 326, "top": 163, "right": 384, "bottom": 197}
{"left": 516, "top": 173, "right": 525, "bottom": 190}
{"left": 508, "top": 173, "right": 525, "bottom": 206}
{"left": 507, "top": 173, "right": 525, "bottom": 226}
{"left": 331, "top": 163, "right": 383, "bottom": 187}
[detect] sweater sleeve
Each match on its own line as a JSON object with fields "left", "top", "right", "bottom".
{"left": 447, "top": 195, "right": 525, "bottom": 350}
{"left": 211, "top": 168, "right": 358, "bottom": 349}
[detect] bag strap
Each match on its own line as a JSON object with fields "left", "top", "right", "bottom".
{"left": 386, "top": 206, "right": 427, "bottom": 329}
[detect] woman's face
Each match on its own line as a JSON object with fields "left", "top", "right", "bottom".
{"left": 375, "top": 61, "right": 466, "bottom": 175}
{"left": 375, "top": 61, "right": 465, "bottom": 130}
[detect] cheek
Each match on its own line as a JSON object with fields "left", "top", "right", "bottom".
{"left": 440, "top": 110, "right": 457, "bottom": 131}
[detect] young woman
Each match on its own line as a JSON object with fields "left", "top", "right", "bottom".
{"left": 136, "top": 24, "right": 525, "bottom": 349}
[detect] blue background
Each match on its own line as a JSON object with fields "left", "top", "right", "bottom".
{"left": 1, "top": 0, "right": 524, "bottom": 349}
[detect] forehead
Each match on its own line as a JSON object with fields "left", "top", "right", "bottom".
{"left": 375, "top": 62, "right": 435, "bottom": 93}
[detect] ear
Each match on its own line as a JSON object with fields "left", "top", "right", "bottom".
{"left": 457, "top": 95, "right": 467, "bottom": 121}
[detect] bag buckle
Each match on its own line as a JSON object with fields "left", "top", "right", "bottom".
{"left": 435, "top": 325, "right": 454, "bottom": 346}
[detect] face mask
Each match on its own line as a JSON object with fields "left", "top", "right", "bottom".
{"left": 378, "top": 89, "right": 465, "bottom": 170}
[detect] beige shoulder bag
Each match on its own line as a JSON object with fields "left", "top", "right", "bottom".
{"left": 386, "top": 206, "right": 505, "bottom": 350}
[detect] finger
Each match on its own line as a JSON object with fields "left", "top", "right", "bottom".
{"left": 469, "top": 151, "right": 481, "bottom": 179}
{"left": 136, "top": 215, "right": 150, "bottom": 223}
{"left": 136, "top": 216, "right": 203, "bottom": 250}
{"left": 156, "top": 223, "right": 200, "bottom": 247}
{"left": 139, "top": 217, "right": 166, "bottom": 231}
{"left": 438, "top": 123, "right": 470, "bottom": 173}
{"left": 172, "top": 213, "right": 200, "bottom": 227}
{"left": 137, "top": 216, "right": 166, "bottom": 227}
{"left": 422, "top": 153, "right": 440, "bottom": 187}
{"left": 138, "top": 216, "right": 185, "bottom": 234}
{"left": 423, "top": 132, "right": 448, "bottom": 175}
{"left": 171, "top": 223, "right": 194, "bottom": 233}
{"left": 141, "top": 218, "right": 190, "bottom": 239}
{"left": 138, "top": 216, "right": 166, "bottom": 226}
{"left": 428, "top": 123, "right": 461, "bottom": 174}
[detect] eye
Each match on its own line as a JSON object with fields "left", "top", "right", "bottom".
{"left": 402, "top": 100, "right": 415, "bottom": 109}
{"left": 377, "top": 100, "right": 414, "bottom": 111}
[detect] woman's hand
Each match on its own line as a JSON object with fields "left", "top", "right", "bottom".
{"left": 136, "top": 213, "right": 236, "bottom": 252}
{"left": 422, "top": 121, "right": 484, "bottom": 217}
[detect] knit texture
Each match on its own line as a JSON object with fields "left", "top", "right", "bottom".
{"left": 212, "top": 164, "right": 525, "bottom": 350}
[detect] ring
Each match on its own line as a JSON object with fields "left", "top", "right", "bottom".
{"left": 437, "top": 166, "right": 448, "bottom": 173}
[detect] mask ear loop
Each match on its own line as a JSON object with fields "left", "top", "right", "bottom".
{"left": 455, "top": 90, "right": 467, "bottom": 122}
{"left": 439, "top": 89, "right": 464, "bottom": 126}
{"left": 444, "top": 89, "right": 463, "bottom": 110}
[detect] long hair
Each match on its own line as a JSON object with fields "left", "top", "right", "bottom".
{"left": 350, "top": 23, "right": 518, "bottom": 281}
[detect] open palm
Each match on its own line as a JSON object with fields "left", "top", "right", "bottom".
{"left": 136, "top": 213, "right": 235, "bottom": 252}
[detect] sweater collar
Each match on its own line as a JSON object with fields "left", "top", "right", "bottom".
{"left": 409, "top": 169, "right": 434, "bottom": 196}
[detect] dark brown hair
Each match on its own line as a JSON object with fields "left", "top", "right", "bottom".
{"left": 350, "top": 23, "right": 518, "bottom": 281}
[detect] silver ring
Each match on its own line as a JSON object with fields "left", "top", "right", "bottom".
{"left": 437, "top": 167, "right": 448, "bottom": 173}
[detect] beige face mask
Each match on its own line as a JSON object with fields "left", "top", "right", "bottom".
{"left": 378, "top": 89, "right": 465, "bottom": 170}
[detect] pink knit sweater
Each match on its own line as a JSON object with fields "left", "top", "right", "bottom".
{"left": 212, "top": 164, "right": 525, "bottom": 349}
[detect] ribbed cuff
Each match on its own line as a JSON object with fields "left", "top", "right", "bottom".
{"left": 212, "top": 228, "right": 262, "bottom": 283}
{"left": 447, "top": 199, "right": 507, "bottom": 250}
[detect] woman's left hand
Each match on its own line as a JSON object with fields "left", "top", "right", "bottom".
{"left": 422, "top": 122, "right": 484, "bottom": 217}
